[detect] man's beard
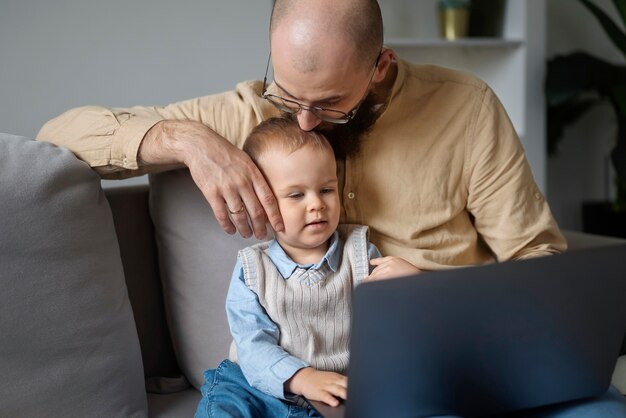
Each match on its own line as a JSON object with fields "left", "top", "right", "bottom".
{"left": 284, "top": 92, "right": 381, "bottom": 160}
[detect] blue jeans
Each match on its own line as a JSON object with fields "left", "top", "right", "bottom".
{"left": 433, "top": 386, "right": 626, "bottom": 418}
{"left": 506, "top": 385, "right": 626, "bottom": 417}
{"left": 196, "top": 360, "right": 626, "bottom": 417}
{"left": 195, "top": 360, "right": 319, "bottom": 418}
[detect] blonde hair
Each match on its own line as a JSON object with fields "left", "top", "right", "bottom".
{"left": 243, "top": 117, "right": 333, "bottom": 167}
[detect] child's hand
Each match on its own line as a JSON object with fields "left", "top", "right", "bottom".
{"left": 285, "top": 367, "right": 347, "bottom": 407}
{"left": 367, "top": 256, "right": 422, "bottom": 281}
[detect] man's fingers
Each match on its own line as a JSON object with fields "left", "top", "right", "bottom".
{"left": 185, "top": 139, "right": 280, "bottom": 240}
{"left": 238, "top": 188, "right": 268, "bottom": 240}
{"left": 227, "top": 206, "right": 254, "bottom": 239}
{"left": 252, "top": 172, "right": 283, "bottom": 233}
{"left": 209, "top": 198, "right": 237, "bottom": 235}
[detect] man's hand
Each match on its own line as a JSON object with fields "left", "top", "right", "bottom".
{"left": 367, "top": 256, "right": 421, "bottom": 281}
{"left": 285, "top": 367, "right": 347, "bottom": 407}
{"left": 140, "top": 120, "right": 283, "bottom": 239}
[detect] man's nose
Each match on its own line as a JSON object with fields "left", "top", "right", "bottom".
{"left": 296, "top": 109, "right": 322, "bottom": 131}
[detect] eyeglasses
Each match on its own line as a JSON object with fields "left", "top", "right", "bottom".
{"left": 260, "top": 52, "right": 381, "bottom": 124}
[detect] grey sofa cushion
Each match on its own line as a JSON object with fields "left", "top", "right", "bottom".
{"left": 105, "top": 186, "right": 189, "bottom": 394}
{"left": 0, "top": 134, "right": 148, "bottom": 417}
{"left": 149, "top": 169, "right": 263, "bottom": 389}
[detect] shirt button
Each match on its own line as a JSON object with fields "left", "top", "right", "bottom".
{"left": 347, "top": 192, "right": 355, "bottom": 199}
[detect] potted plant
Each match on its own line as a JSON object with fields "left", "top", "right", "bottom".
{"left": 545, "top": 0, "right": 626, "bottom": 238}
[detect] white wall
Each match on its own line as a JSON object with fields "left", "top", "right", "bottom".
{"left": 546, "top": 0, "right": 625, "bottom": 230}
{"left": 0, "top": 0, "right": 271, "bottom": 186}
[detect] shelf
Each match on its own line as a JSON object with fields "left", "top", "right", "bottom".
{"left": 384, "top": 37, "right": 524, "bottom": 48}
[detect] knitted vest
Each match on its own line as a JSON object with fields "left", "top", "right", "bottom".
{"left": 238, "top": 224, "right": 370, "bottom": 374}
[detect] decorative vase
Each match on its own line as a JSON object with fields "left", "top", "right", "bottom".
{"left": 438, "top": 0, "right": 470, "bottom": 41}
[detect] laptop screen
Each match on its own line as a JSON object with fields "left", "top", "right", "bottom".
{"left": 344, "top": 245, "right": 626, "bottom": 417}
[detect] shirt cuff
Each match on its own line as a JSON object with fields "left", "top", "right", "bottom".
{"left": 110, "top": 114, "right": 164, "bottom": 170}
{"left": 269, "top": 355, "right": 309, "bottom": 400}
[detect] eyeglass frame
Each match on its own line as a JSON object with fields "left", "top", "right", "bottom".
{"left": 260, "top": 51, "right": 382, "bottom": 124}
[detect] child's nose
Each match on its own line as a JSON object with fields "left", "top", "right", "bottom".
{"left": 308, "top": 195, "right": 325, "bottom": 211}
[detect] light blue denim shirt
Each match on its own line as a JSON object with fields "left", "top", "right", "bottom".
{"left": 225, "top": 230, "right": 381, "bottom": 400}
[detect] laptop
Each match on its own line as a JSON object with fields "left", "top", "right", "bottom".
{"left": 306, "top": 244, "right": 626, "bottom": 418}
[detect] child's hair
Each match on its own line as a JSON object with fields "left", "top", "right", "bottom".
{"left": 243, "top": 117, "right": 333, "bottom": 166}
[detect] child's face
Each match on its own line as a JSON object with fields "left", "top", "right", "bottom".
{"left": 260, "top": 144, "right": 340, "bottom": 260}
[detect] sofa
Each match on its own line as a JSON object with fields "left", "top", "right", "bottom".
{"left": 1, "top": 133, "right": 625, "bottom": 417}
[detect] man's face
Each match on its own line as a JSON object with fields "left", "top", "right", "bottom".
{"left": 269, "top": 38, "right": 382, "bottom": 157}
{"left": 284, "top": 91, "right": 381, "bottom": 159}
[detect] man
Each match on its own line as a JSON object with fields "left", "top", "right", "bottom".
{"left": 36, "top": 0, "right": 626, "bottom": 415}
{"left": 38, "top": 0, "right": 564, "bottom": 266}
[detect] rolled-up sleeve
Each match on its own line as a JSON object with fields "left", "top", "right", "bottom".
{"left": 37, "top": 106, "right": 162, "bottom": 178}
{"left": 36, "top": 80, "right": 276, "bottom": 179}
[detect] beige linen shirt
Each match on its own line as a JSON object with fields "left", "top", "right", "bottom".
{"left": 38, "top": 57, "right": 566, "bottom": 269}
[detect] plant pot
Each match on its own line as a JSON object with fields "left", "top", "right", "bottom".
{"left": 582, "top": 201, "right": 626, "bottom": 239}
{"left": 468, "top": 0, "right": 506, "bottom": 38}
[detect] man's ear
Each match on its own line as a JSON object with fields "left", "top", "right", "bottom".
{"left": 372, "top": 48, "right": 395, "bottom": 83}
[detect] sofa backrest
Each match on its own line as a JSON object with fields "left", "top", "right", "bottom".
{"left": 148, "top": 169, "right": 265, "bottom": 389}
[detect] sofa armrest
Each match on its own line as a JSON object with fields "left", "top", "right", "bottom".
{"left": 562, "top": 230, "right": 626, "bottom": 252}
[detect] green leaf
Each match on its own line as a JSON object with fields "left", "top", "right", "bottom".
{"left": 547, "top": 98, "right": 597, "bottom": 155}
{"left": 580, "top": 0, "right": 626, "bottom": 59}
{"left": 612, "top": 0, "right": 626, "bottom": 29}
{"left": 545, "top": 52, "right": 625, "bottom": 105}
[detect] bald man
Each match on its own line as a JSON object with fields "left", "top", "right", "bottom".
{"left": 38, "top": 0, "right": 565, "bottom": 266}
{"left": 36, "top": 1, "right": 626, "bottom": 416}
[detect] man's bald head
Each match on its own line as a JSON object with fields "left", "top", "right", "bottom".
{"left": 270, "top": 0, "right": 383, "bottom": 72}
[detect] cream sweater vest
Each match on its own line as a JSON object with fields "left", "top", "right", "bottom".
{"left": 239, "top": 224, "right": 369, "bottom": 374}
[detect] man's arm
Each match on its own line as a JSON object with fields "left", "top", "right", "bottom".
{"left": 140, "top": 120, "right": 281, "bottom": 239}
{"left": 36, "top": 81, "right": 283, "bottom": 239}
{"left": 466, "top": 87, "right": 567, "bottom": 260}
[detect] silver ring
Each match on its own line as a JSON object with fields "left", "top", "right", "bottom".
{"left": 228, "top": 204, "right": 245, "bottom": 215}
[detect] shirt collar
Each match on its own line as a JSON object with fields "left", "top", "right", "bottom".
{"left": 266, "top": 231, "right": 341, "bottom": 279}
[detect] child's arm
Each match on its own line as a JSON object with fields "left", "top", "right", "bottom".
{"left": 368, "top": 256, "right": 422, "bottom": 280}
{"left": 365, "top": 241, "right": 422, "bottom": 280}
{"left": 225, "top": 259, "right": 309, "bottom": 399}
{"left": 284, "top": 367, "right": 347, "bottom": 407}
